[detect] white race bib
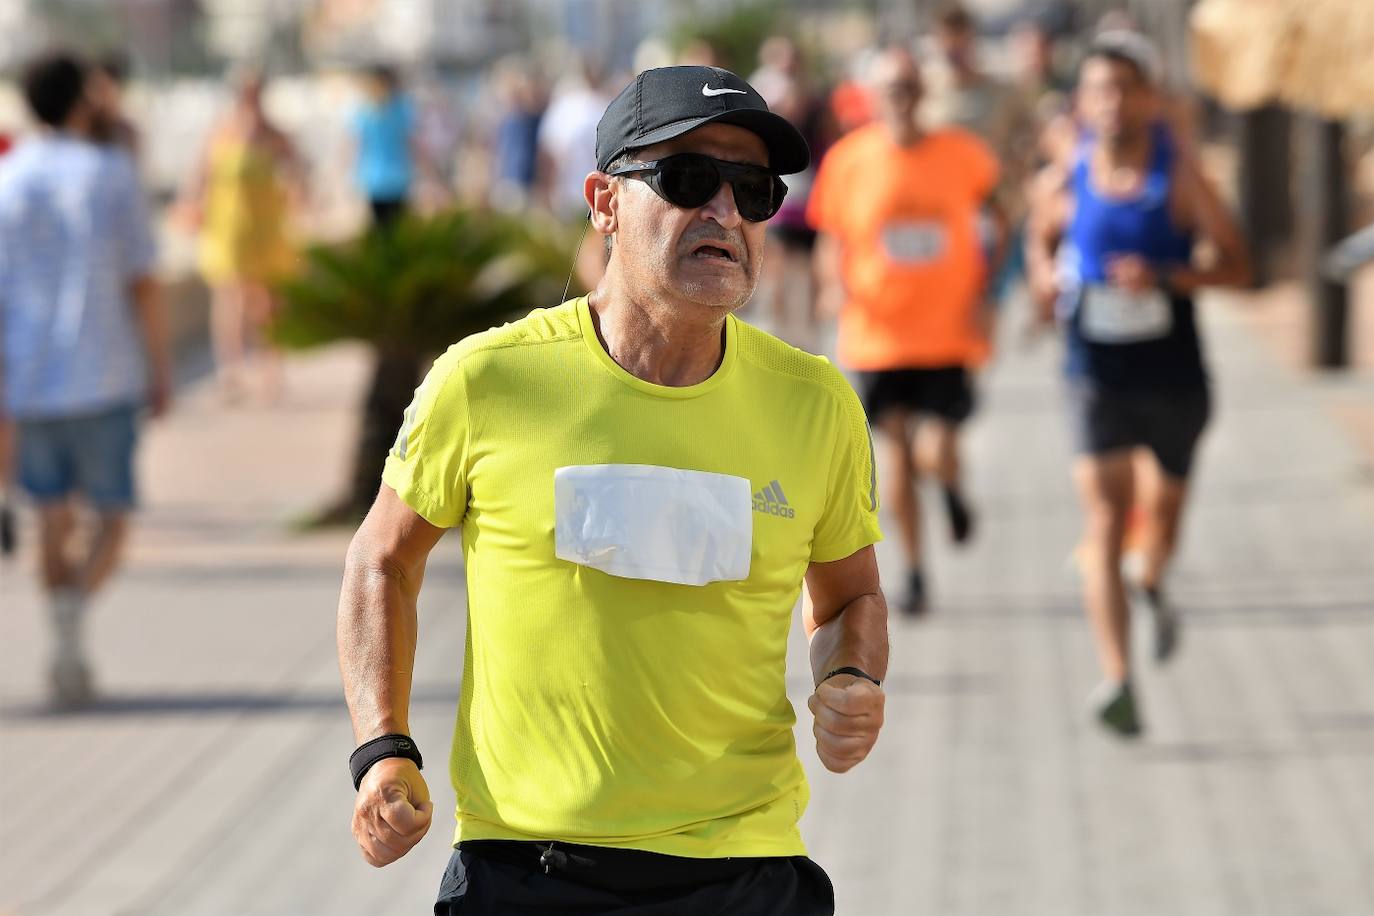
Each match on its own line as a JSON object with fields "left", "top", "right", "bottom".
{"left": 554, "top": 465, "right": 752, "bottom": 587}
{"left": 1079, "top": 285, "right": 1173, "bottom": 344}
{"left": 881, "top": 220, "right": 948, "bottom": 265}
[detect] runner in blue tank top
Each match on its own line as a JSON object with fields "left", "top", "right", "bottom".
{"left": 1026, "top": 32, "right": 1251, "bottom": 737}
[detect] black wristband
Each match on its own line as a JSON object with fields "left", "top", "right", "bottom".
{"left": 349, "top": 734, "right": 423, "bottom": 791}
{"left": 820, "top": 666, "right": 882, "bottom": 687}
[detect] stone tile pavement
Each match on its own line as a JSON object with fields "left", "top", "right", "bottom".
{"left": 1, "top": 296, "right": 1372, "bottom": 916}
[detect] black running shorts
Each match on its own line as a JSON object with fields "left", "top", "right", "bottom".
{"left": 856, "top": 366, "right": 976, "bottom": 425}
{"left": 435, "top": 840, "right": 835, "bottom": 916}
{"left": 1067, "top": 382, "right": 1211, "bottom": 479}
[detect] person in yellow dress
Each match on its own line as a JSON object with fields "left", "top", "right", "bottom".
{"left": 185, "top": 67, "right": 304, "bottom": 403}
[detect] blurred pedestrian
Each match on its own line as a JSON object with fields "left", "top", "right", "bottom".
{"left": 810, "top": 46, "right": 1003, "bottom": 617}
{"left": 414, "top": 76, "right": 460, "bottom": 204}
{"left": 88, "top": 50, "right": 139, "bottom": 156}
{"left": 536, "top": 56, "right": 612, "bottom": 289}
{"left": 750, "top": 36, "right": 833, "bottom": 350}
{"left": 184, "top": 66, "right": 303, "bottom": 404}
{"left": 1011, "top": 17, "right": 1071, "bottom": 120}
{"left": 677, "top": 39, "right": 724, "bottom": 68}
{"left": 924, "top": 4, "right": 1035, "bottom": 306}
{"left": 0, "top": 402, "right": 12, "bottom": 556}
{"left": 828, "top": 51, "right": 878, "bottom": 136}
{"left": 536, "top": 56, "right": 610, "bottom": 220}
{"left": 339, "top": 65, "right": 885, "bottom": 914}
{"left": 1025, "top": 33, "right": 1251, "bottom": 737}
{"left": 487, "top": 60, "right": 545, "bottom": 211}
{"left": 0, "top": 51, "right": 169, "bottom": 706}
{"left": 925, "top": 5, "right": 1035, "bottom": 196}
{"left": 351, "top": 64, "right": 425, "bottom": 229}
{"left": 0, "top": 130, "right": 12, "bottom": 557}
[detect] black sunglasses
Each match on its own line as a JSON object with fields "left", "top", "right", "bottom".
{"left": 607, "top": 153, "right": 788, "bottom": 222}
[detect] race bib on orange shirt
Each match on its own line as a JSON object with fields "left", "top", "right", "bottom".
{"left": 880, "top": 220, "right": 949, "bottom": 265}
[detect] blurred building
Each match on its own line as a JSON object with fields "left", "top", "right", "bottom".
{"left": 301, "top": 0, "right": 524, "bottom": 66}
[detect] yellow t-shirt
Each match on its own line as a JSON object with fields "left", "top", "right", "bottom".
{"left": 381, "top": 297, "right": 882, "bottom": 859}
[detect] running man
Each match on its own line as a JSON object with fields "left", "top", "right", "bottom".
{"left": 0, "top": 52, "right": 170, "bottom": 705}
{"left": 338, "top": 65, "right": 887, "bottom": 914}
{"left": 1026, "top": 33, "right": 1250, "bottom": 736}
{"left": 809, "top": 46, "right": 1004, "bottom": 616}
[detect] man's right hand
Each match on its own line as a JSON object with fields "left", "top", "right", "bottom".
{"left": 351, "top": 757, "right": 433, "bottom": 867}
{"left": 148, "top": 367, "right": 173, "bottom": 420}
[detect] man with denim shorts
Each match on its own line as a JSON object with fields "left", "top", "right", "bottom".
{"left": 0, "top": 51, "right": 170, "bottom": 706}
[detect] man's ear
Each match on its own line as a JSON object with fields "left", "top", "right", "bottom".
{"left": 585, "top": 172, "right": 618, "bottom": 238}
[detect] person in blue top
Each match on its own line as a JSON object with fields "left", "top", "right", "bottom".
{"left": 1026, "top": 32, "right": 1250, "bottom": 737}
{"left": 351, "top": 64, "right": 425, "bottom": 227}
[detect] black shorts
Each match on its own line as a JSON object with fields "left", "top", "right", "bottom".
{"left": 369, "top": 197, "right": 407, "bottom": 228}
{"left": 1068, "top": 382, "right": 1211, "bottom": 479}
{"left": 856, "top": 366, "right": 976, "bottom": 425}
{"left": 768, "top": 222, "right": 817, "bottom": 251}
{"left": 435, "top": 841, "right": 835, "bottom": 916}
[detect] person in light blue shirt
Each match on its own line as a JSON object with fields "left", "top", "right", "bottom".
{"left": 351, "top": 64, "right": 420, "bottom": 227}
{"left": 0, "top": 51, "right": 171, "bottom": 707}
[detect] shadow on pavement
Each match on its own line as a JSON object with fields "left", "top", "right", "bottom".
{"left": 0, "top": 683, "right": 460, "bottom": 719}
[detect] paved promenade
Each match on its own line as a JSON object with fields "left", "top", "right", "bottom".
{"left": 1, "top": 297, "right": 1372, "bottom": 916}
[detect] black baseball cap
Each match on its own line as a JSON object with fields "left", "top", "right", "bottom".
{"left": 595, "top": 65, "right": 810, "bottom": 175}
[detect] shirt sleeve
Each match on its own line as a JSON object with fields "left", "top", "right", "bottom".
{"left": 810, "top": 364, "right": 883, "bottom": 563}
{"left": 963, "top": 132, "right": 1001, "bottom": 203}
{"left": 0, "top": 214, "right": 9, "bottom": 298}
{"left": 112, "top": 153, "right": 156, "bottom": 279}
{"left": 381, "top": 346, "right": 472, "bottom": 528}
{"left": 805, "top": 143, "right": 844, "bottom": 233}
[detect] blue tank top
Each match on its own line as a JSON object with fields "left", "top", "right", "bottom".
{"left": 1060, "top": 124, "right": 1207, "bottom": 390}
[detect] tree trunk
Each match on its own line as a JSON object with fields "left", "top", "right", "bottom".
{"left": 1238, "top": 105, "right": 1294, "bottom": 287}
{"left": 347, "top": 345, "right": 424, "bottom": 517}
{"left": 1298, "top": 115, "right": 1350, "bottom": 369}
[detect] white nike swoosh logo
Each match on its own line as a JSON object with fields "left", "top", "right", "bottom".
{"left": 702, "top": 84, "right": 747, "bottom": 97}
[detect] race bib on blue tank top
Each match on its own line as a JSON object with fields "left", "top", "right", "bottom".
{"left": 1079, "top": 285, "right": 1173, "bottom": 344}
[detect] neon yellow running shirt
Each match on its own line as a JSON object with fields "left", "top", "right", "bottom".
{"left": 382, "top": 297, "right": 881, "bottom": 858}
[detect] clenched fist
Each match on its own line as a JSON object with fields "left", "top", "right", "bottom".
{"left": 807, "top": 674, "right": 885, "bottom": 773}
{"left": 351, "top": 757, "right": 434, "bottom": 867}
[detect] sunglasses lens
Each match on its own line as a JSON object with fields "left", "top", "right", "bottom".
{"left": 658, "top": 156, "right": 721, "bottom": 209}
{"left": 733, "top": 172, "right": 782, "bottom": 222}
{"left": 655, "top": 155, "right": 784, "bottom": 222}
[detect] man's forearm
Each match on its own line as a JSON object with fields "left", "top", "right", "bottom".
{"left": 1168, "top": 259, "right": 1250, "bottom": 295}
{"left": 338, "top": 542, "right": 422, "bottom": 742}
{"left": 808, "top": 593, "right": 889, "bottom": 686}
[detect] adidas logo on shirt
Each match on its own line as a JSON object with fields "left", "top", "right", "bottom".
{"left": 753, "top": 480, "right": 795, "bottom": 519}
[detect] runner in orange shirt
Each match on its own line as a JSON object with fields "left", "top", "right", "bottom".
{"left": 810, "top": 45, "right": 1005, "bottom": 616}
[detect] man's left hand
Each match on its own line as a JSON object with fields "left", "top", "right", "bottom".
{"left": 807, "top": 674, "right": 884, "bottom": 773}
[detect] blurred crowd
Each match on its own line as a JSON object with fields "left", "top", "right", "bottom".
{"left": 0, "top": 4, "right": 1161, "bottom": 397}
{"left": 0, "top": 0, "right": 1283, "bottom": 725}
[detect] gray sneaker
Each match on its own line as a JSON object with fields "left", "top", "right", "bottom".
{"left": 50, "top": 588, "right": 95, "bottom": 708}
{"left": 1089, "top": 680, "right": 1143, "bottom": 738}
{"left": 50, "top": 654, "right": 95, "bottom": 708}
